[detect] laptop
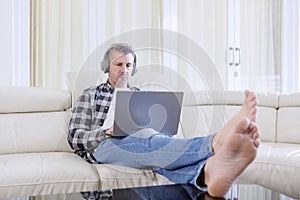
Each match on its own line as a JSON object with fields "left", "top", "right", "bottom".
{"left": 112, "top": 90, "right": 183, "bottom": 137}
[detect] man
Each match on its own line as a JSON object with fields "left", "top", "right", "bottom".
{"left": 68, "top": 43, "right": 260, "bottom": 197}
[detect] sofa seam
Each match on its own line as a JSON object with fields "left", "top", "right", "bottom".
{"left": 0, "top": 180, "right": 100, "bottom": 187}
{"left": 253, "top": 161, "right": 300, "bottom": 168}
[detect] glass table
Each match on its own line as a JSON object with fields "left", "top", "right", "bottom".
{"left": 1, "top": 183, "right": 296, "bottom": 200}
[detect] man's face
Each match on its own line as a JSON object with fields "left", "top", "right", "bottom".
{"left": 107, "top": 50, "right": 134, "bottom": 88}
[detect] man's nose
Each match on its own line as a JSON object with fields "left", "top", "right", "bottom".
{"left": 120, "top": 65, "right": 127, "bottom": 73}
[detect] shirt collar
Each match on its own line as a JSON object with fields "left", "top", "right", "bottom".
{"left": 102, "top": 79, "right": 114, "bottom": 93}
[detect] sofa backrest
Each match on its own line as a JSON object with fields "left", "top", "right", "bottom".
{"left": 179, "top": 91, "right": 279, "bottom": 143}
{"left": 67, "top": 70, "right": 107, "bottom": 107}
{"left": 66, "top": 70, "right": 300, "bottom": 145}
{"left": 277, "top": 93, "right": 300, "bottom": 144}
{"left": 0, "top": 87, "right": 73, "bottom": 154}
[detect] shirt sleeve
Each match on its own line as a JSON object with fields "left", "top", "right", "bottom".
{"left": 68, "top": 89, "right": 106, "bottom": 151}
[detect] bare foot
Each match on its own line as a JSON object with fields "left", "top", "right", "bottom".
{"left": 212, "top": 90, "right": 257, "bottom": 152}
{"left": 204, "top": 117, "right": 259, "bottom": 197}
{"left": 234, "top": 90, "right": 257, "bottom": 122}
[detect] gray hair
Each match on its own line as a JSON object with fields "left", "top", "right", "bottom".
{"left": 106, "top": 43, "right": 135, "bottom": 62}
{"left": 101, "top": 43, "right": 137, "bottom": 74}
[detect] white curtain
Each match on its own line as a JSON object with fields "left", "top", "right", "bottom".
{"left": 30, "top": 0, "right": 89, "bottom": 89}
{"left": 29, "top": 0, "right": 298, "bottom": 92}
{"left": 281, "top": 0, "right": 299, "bottom": 93}
{"left": 239, "top": 0, "right": 299, "bottom": 93}
{"left": 83, "top": 0, "right": 165, "bottom": 89}
{"left": 238, "top": 0, "right": 282, "bottom": 92}
{"left": 175, "top": 0, "right": 227, "bottom": 92}
{"left": 30, "top": 0, "right": 163, "bottom": 89}
{"left": 29, "top": 0, "right": 225, "bottom": 91}
{"left": 170, "top": 0, "right": 295, "bottom": 93}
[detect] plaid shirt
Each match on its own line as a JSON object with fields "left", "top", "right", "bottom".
{"left": 68, "top": 80, "right": 138, "bottom": 163}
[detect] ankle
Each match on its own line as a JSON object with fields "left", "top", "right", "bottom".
{"left": 196, "top": 165, "right": 207, "bottom": 187}
{"left": 212, "top": 132, "right": 221, "bottom": 153}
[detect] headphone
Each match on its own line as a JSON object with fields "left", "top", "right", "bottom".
{"left": 101, "top": 44, "right": 137, "bottom": 76}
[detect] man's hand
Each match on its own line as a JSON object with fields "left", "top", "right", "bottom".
{"left": 105, "top": 126, "right": 114, "bottom": 134}
{"left": 105, "top": 126, "right": 114, "bottom": 138}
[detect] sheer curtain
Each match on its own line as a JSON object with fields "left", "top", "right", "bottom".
{"left": 238, "top": 0, "right": 282, "bottom": 92}
{"left": 30, "top": 0, "right": 163, "bottom": 89}
{"left": 30, "top": 0, "right": 89, "bottom": 89}
{"left": 239, "top": 0, "right": 299, "bottom": 93}
{"left": 281, "top": 0, "right": 299, "bottom": 93}
{"left": 171, "top": 0, "right": 297, "bottom": 93}
{"left": 85, "top": 0, "right": 164, "bottom": 86}
{"left": 29, "top": 0, "right": 223, "bottom": 90}
{"left": 175, "top": 0, "right": 227, "bottom": 91}
{"left": 29, "top": 0, "right": 298, "bottom": 92}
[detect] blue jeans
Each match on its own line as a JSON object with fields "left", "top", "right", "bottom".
{"left": 93, "top": 129, "right": 214, "bottom": 190}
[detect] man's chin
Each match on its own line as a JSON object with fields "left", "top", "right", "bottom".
{"left": 116, "top": 78, "right": 128, "bottom": 88}
{"left": 117, "top": 78, "right": 128, "bottom": 82}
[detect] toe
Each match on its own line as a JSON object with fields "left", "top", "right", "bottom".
{"left": 237, "top": 117, "right": 250, "bottom": 133}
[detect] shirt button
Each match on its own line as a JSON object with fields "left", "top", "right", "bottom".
{"left": 104, "top": 106, "right": 109, "bottom": 110}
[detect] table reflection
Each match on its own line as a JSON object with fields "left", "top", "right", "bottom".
{"left": 81, "top": 184, "right": 225, "bottom": 200}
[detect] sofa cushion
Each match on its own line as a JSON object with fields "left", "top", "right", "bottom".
{"left": 183, "top": 90, "right": 278, "bottom": 108}
{"left": 279, "top": 93, "right": 300, "bottom": 107}
{"left": 94, "top": 164, "right": 173, "bottom": 190}
{"left": 180, "top": 105, "right": 226, "bottom": 138}
{"left": 0, "top": 87, "right": 71, "bottom": 113}
{"left": 0, "top": 111, "right": 72, "bottom": 154}
{"left": 224, "top": 106, "right": 277, "bottom": 142}
{"left": 66, "top": 71, "right": 106, "bottom": 108}
{"left": 180, "top": 91, "right": 278, "bottom": 142}
{"left": 0, "top": 152, "right": 99, "bottom": 199}
{"left": 180, "top": 105, "right": 277, "bottom": 142}
{"left": 277, "top": 107, "right": 300, "bottom": 144}
{"left": 239, "top": 142, "right": 300, "bottom": 199}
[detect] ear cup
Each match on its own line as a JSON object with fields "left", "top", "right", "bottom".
{"left": 131, "top": 54, "right": 137, "bottom": 76}
{"left": 101, "top": 59, "right": 109, "bottom": 73}
{"left": 101, "top": 50, "right": 110, "bottom": 73}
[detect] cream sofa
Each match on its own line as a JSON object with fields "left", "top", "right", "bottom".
{"left": 0, "top": 86, "right": 171, "bottom": 199}
{"left": 0, "top": 86, "right": 299, "bottom": 199}
{"left": 180, "top": 91, "right": 300, "bottom": 199}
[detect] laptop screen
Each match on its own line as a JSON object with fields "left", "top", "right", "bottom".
{"left": 113, "top": 90, "right": 183, "bottom": 137}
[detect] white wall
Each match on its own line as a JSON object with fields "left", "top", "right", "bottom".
{"left": 0, "top": 0, "right": 13, "bottom": 85}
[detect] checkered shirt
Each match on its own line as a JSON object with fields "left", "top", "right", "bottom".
{"left": 68, "top": 80, "right": 138, "bottom": 163}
